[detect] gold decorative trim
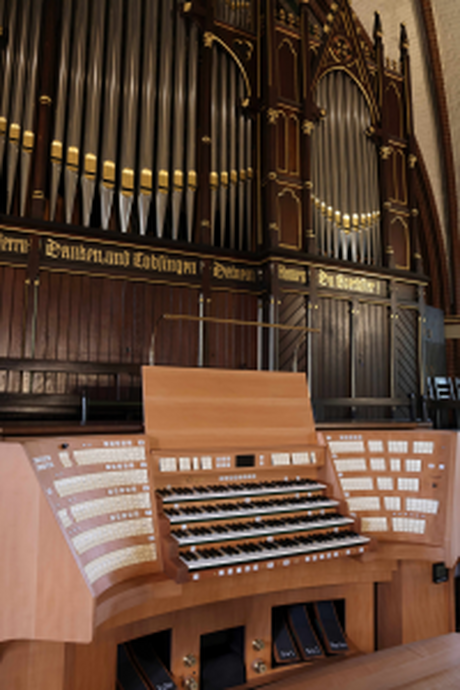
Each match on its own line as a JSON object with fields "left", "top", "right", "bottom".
{"left": 121, "top": 168, "right": 134, "bottom": 193}
{"left": 158, "top": 169, "right": 169, "bottom": 192}
{"left": 66, "top": 146, "right": 79, "bottom": 169}
{"left": 173, "top": 169, "right": 184, "bottom": 190}
{"left": 140, "top": 168, "right": 153, "bottom": 193}
{"left": 102, "top": 160, "right": 116, "bottom": 186}
{"left": 84, "top": 153, "right": 97, "bottom": 177}
{"left": 32, "top": 190, "right": 45, "bottom": 199}
{"left": 39, "top": 95, "right": 52, "bottom": 106}
{"left": 302, "top": 120, "right": 314, "bottom": 135}
{"left": 9, "top": 122, "right": 21, "bottom": 142}
{"left": 23, "top": 130, "right": 34, "bottom": 151}
{"left": 380, "top": 145, "right": 393, "bottom": 160}
{"left": 408, "top": 154, "right": 417, "bottom": 168}
{"left": 205, "top": 32, "right": 251, "bottom": 106}
{"left": 267, "top": 108, "right": 279, "bottom": 125}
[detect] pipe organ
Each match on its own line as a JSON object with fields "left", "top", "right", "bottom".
{"left": 0, "top": 366, "right": 459, "bottom": 690}
{"left": 0, "top": 1, "right": 458, "bottom": 686}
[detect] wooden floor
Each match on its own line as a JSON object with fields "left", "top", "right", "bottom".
{"left": 261, "top": 634, "right": 460, "bottom": 690}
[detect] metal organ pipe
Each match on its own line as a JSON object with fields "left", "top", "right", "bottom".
{"left": 65, "top": 0, "right": 88, "bottom": 224}
{"left": 186, "top": 22, "right": 198, "bottom": 243}
{"left": 138, "top": 0, "right": 159, "bottom": 236}
{"left": 19, "top": 0, "right": 43, "bottom": 217}
{"left": 219, "top": 50, "right": 228, "bottom": 247}
{"left": 0, "top": 0, "right": 18, "bottom": 176}
{"left": 229, "top": 60, "right": 237, "bottom": 250}
{"left": 156, "top": 0, "right": 174, "bottom": 238}
{"left": 50, "top": 0, "right": 72, "bottom": 221}
{"left": 81, "top": 0, "right": 106, "bottom": 227}
{"left": 238, "top": 75, "right": 246, "bottom": 251}
{"left": 210, "top": 44, "right": 219, "bottom": 245}
{"left": 6, "top": 0, "right": 32, "bottom": 213}
{"left": 100, "top": 0, "right": 123, "bottom": 231}
{"left": 119, "top": 0, "right": 141, "bottom": 234}
{"left": 313, "top": 70, "right": 380, "bottom": 264}
{"left": 172, "top": 6, "right": 187, "bottom": 241}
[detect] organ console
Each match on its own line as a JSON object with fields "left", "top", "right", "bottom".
{"left": 0, "top": 366, "right": 458, "bottom": 689}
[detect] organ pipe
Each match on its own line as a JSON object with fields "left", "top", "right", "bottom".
{"left": 229, "top": 60, "right": 237, "bottom": 249}
{"left": 186, "top": 22, "right": 198, "bottom": 243}
{"left": 49, "top": 0, "right": 72, "bottom": 221}
{"left": 19, "top": 0, "right": 43, "bottom": 217}
{"left": 210, "top": 45, "right": 219, "bottom": 245}
{"left": 100, "top": 0, "right": 122, "bottom": 231}
{"left": 172, "top": 5, "right": 187, "bottom": 241}
{"left": 0, "top": 0, "right": 18, "bottom": 176}
{"left": 156, "top": 0, "right": 174, "bottom": 238}
{"left": 119, "top": 0, "right": 141, "bottom": 234}
{"left": 6, "top": 0, "right": 31, "bottom": 213}
{"left": 81, "top": 0, "right": 106, "bottom": 227}
{"left": 219, "top": 50, "right": 228, "bottom": 246}
{"left": 64, "top": 0, "right": 88, "bottom": 224}
{"left": 238, "top": 76, "right": 245, "bottom": 251}
{"left": 313, "top": 70, "right": 380, "bottom": 264}
{"left": 138, "top": 0, "right": 159, "bottom": 236}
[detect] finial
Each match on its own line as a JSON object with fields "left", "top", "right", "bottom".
{"left": 373, "top": 11, "right": 382, "bottom": 41}
{"left": 400, "top": 23, "right": 409, "bottom": 51}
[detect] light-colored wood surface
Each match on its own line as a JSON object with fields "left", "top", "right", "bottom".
{"left": 377, "top": 560, "right": 454, "bottom": 648}
{"left": 0, "top": 641, "right": 66, "bottom": 690}
{"left": 0, "top": 443, "right": 93, "bottom": 643}
{"left": 143, "top": 366, "right": 318, "bottom": 449}
{"left": 260, "top": 633, "right": 460, "bottom": 690}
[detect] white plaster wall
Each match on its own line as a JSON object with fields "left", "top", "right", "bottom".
{"left": 431, "top": 0, "right": 460, "bottom": 245}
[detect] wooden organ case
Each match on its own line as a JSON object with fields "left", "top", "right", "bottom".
{"left": 1, "top": 366, "right": 459, "bottom": 690}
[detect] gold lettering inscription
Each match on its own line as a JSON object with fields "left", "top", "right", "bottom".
{"left": 44, "top": 238, "right": 198, "bottom": 278}
{"left": 212, "top": 261, "right": 256, "bottom": 283}
{"left": 0, "top": 232, "right": 30, "bottom": 255}
{"left": 278, "top": 264, "right": 307, "bottom": 284}
{"left": 318, "top": 269, "right": 379, "bottom": 295}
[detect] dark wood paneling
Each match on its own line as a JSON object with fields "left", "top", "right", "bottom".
{"left": 279, "top": 292, "right": 306, "bottom": 372}
{"left": 313, "top": 296, "right": 350, "bottom": 419}
{"left": 356, "top": 302, "right": 390, "bottom": 419}
{"left": 0, "top": 266, "right": 28, "bottom": 392}
{"left": 208, "top": 290, "right": 258, "bottom": 369}
{"left": 395, "top": 307, "right": 418, "bottom": 419}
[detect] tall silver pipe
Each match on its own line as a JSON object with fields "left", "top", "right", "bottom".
{"left": 81, "top": 0, "right": 106, "bottom": 227}
{"left": 50, "top": 0, "right": 72, "bottom": 221}
{"left": 185, "top": 22, "right": 198, "bottom": 243}
{"left": 246, "top": 115, "right": 252, "bottom": 246}
{"left": 172, "top": 6, "right": 187, "bottom": 240}
{"left": 119, "top": 0, "right": 141, "bottom": 234}
{"left": 6, "top": 0, "right": 32, "bottom": 212}
{"left": 219, "top": 50, "right": 228, "bottom": 246}
{"left": 156, "top": 0, "right": 174, "bottom": 237}
{"left": 228, "top": 60, "right": 237, "bottom": 249}
{"left": 138, "top": 0, "right": 159, "bottom": 236}
{"left": 100, "top": 0, "right": 122, "bottom": 230}
{"left": 65, "top": 0, "right": 89, "bottom": 224}
{"left": 210, "top": 45, "right": 219, "bottom": 245}
{"left": 20, "top": 0, "right": 43, "bottom": 216}
{"left": 238, "top": 75, "right": 245, "bottom": 250}
{"left": 0, "top": 0, "right": 18, "bottom": 176}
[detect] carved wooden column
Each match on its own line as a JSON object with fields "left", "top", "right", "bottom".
{"left": 261, "top": 0, "right": 279, "bottom": 250}
{"left": 300, "top": 0, "right": 316, "bottom": 254}
{"left": 194, "top": 2, "right": 214, "bottom": 245}
{"left": 400, "top": 24, "right": 423, "bottom": 274}
{"left": 374, "top": 13, "right": 394, "bottom": 269}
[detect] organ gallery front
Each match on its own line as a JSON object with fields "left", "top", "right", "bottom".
{"left": 0, "top": 0, "right": 459, "bottom": 689}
